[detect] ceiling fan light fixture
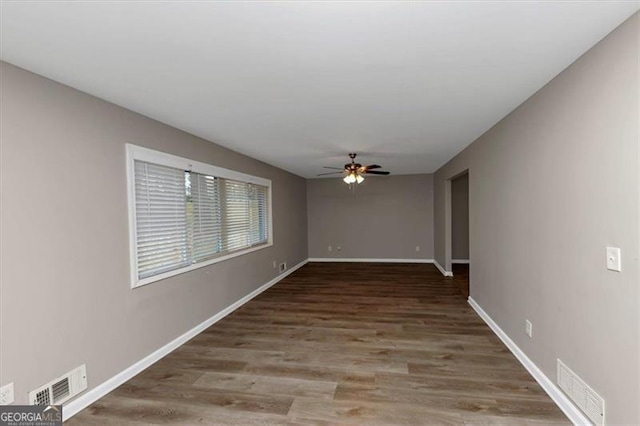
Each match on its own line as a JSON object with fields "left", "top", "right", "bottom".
{"left": 343, "top": 174, "right": 355, "bottom": 184}
{"left": 343, "top": 172, "right": 364, "bottom": 185}
{"left": 323, "top": 153, "right": 389, "bottom": 183}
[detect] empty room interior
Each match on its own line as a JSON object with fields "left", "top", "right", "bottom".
{"left": 1, "top": 1, "right": 639, "bottom": 425}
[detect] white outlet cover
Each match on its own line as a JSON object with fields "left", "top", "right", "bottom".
{"left": 606, "top": 247, "right": 621, "bottom": 272}
{"left": 525, "top": 320, "right": 533, "bottom": 338}
{"left": 0, "top": 382, "right": 15, "bottom": 405}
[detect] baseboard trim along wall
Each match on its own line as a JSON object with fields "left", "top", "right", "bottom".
{"left": 308, "top": 257, "right": 434, "bottom": 263}
{"left": 467, "top": 297, "right": 591, "bottom": 426}
{"left": 309, "top": 257, "right": 460, "bottom": 277}
{"left": 433, "top": 260, "right": 453, "bottom": 277}
{"left": 308, "top": 258, "right": 457, "bottom": 278}
{"left": 63, "top": 259, "right": 309, "bottom": 421}
{"left": 451, "top": 259, "right": 470, "bottom": 264}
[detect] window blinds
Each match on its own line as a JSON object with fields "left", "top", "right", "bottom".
{"left": 133, "top": 160, "right": 270, "bottom": 282}
{"left": 221, "top": 179, "right": 269, "bottom": 252}
{"left": 134, "top": 161, "right": 189, "bottom": 279}
{"left": 189, "top": 172, "right": 222, "bottom": 262}
{"left": 250, "top": 184, "right": 269, "bottom": 245}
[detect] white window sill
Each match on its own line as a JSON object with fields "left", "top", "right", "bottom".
{"left": 132, "top": 241, "right": 273, "bottom": 289}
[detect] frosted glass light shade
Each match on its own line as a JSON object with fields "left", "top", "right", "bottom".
{"left": 343, "top": 173, "right": 364, "bottom": 184}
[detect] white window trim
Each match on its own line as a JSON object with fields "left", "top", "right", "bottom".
{"left": 125, "top": 143, "right": 273, "bottom": 288}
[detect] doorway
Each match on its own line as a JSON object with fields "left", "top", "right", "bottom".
{"left": 450, "top": 172, "right": 469, "bottom": 297}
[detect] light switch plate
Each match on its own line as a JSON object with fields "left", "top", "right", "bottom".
{"left": 606, "top": 247, "right": 621, "bottom": 272}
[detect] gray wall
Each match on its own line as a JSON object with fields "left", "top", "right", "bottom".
{"left": 451, "top": 173, "right": 469, "bottom": 260}
{"left": 307, "top": 174, "right": 434, "bottom": 260}
{"left": 434, "top": 14, "right": 638, "bottom": 425}
{"left": 0, "top": 62, "right": 308, "bottom": 405}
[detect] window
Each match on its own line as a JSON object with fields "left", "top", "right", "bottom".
{"left": 126, "top": 144, "right": 272, "bottom": 287}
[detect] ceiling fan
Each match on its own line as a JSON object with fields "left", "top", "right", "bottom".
{"left": 318, "top": 153, "right": 390, "bottom": 184}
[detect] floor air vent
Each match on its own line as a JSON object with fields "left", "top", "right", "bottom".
{"left": 557, "top": 359, "right": 605, "bottom": 426}
{"left": 34, "top": 388, "right": 51, "bottom": 406}
{"left": 29, "top": 365, "right": 87, "bottom": 406}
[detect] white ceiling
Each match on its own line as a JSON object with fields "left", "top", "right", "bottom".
{"left": 1, "top": 1, "right": 638, "bottom": 178}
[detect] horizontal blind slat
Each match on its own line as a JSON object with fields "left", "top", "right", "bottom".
{"left": 190, "top": 172, "right": 222, "bottom": 261}
{"left": 134, "top": 160, "right": 188, "bottom": 279}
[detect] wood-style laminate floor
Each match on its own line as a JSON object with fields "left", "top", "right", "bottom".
{"left": 67, "top": 263, "right": 569, "bottom": 425}
{"left": 452, "top": 264, "right": 470, "bottom": 298}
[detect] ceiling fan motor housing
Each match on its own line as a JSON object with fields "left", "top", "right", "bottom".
{"left": 345, "top": 163, "right": 362, "bottom": 172}
{"left": 346, "top": 153, "right": 360, "bottom": 172}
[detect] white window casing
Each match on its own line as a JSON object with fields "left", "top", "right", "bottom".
{"left": 126, "top": 144, "right": 273, "bottom": 288}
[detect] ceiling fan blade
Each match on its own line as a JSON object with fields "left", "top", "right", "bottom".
{"left": 317, "top": 171, "right": 344, "bottom": 176}
{"left": 323, "top": 166, "right": 344, "bottom": 170}
{"left": 363, "top": 164, "right": 381, "bottom": 170}
{"left": 364, "top": 170, "right": 390, "bottom": 175}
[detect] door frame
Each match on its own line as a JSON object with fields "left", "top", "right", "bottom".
{"left": 445, "top": 169, "right": 470, "bottom": 276}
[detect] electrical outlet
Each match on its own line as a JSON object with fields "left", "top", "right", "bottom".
{"left": 0, "top": 382, "right": 14, "bottom": 405}
{"left": 415, "top": 246, "right": 420, "bottom": 252}
{"left": 328, "top": 245, "right": 332, "bottom": 252}
{"left": 525, "top": 320, "right": 533, "bottom": 338}
{"left": 279, "top": 262, "right": 287, "bottom": 273}
{"left": 272, "top": 260, "right": 277, "bottom": 269}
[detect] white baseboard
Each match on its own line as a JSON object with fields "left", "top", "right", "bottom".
{"left": 309, "top": 258, "right": 458, "bottom": 279}
{"left": 308, "top": 258, "right": 434, "bottom": 263}
{"left": 433, "top": 259, "right": 453, "bottom": 277}
{"left": 63, "top": 259, "right": 309, "bottom": 421}
{"left": 451, "top": 259, "right": 470, "bottom": 264}
{"left": 467, "top": 297, "right": 590, "bottom": 426}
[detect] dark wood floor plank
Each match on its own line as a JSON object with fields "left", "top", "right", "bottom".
{"left": 333, "top": 382, "right": 502, "bottom": 415}
{"left": 68, "top": 262, "right": 569, "bottom": 425}
{"left": 288, "top": 397, "right": 465, "bottom": 425}
{"left": 243, "top": 363, "right": 377, "bottom": 385}
{"left": 110, "top": 382, "right": 294, "bottom": 416}
{"left": 68, "top": 393, "right": 291, "bottom": 425}
{"left": 193, "top": 372, "right": 337, "bottom": 399}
